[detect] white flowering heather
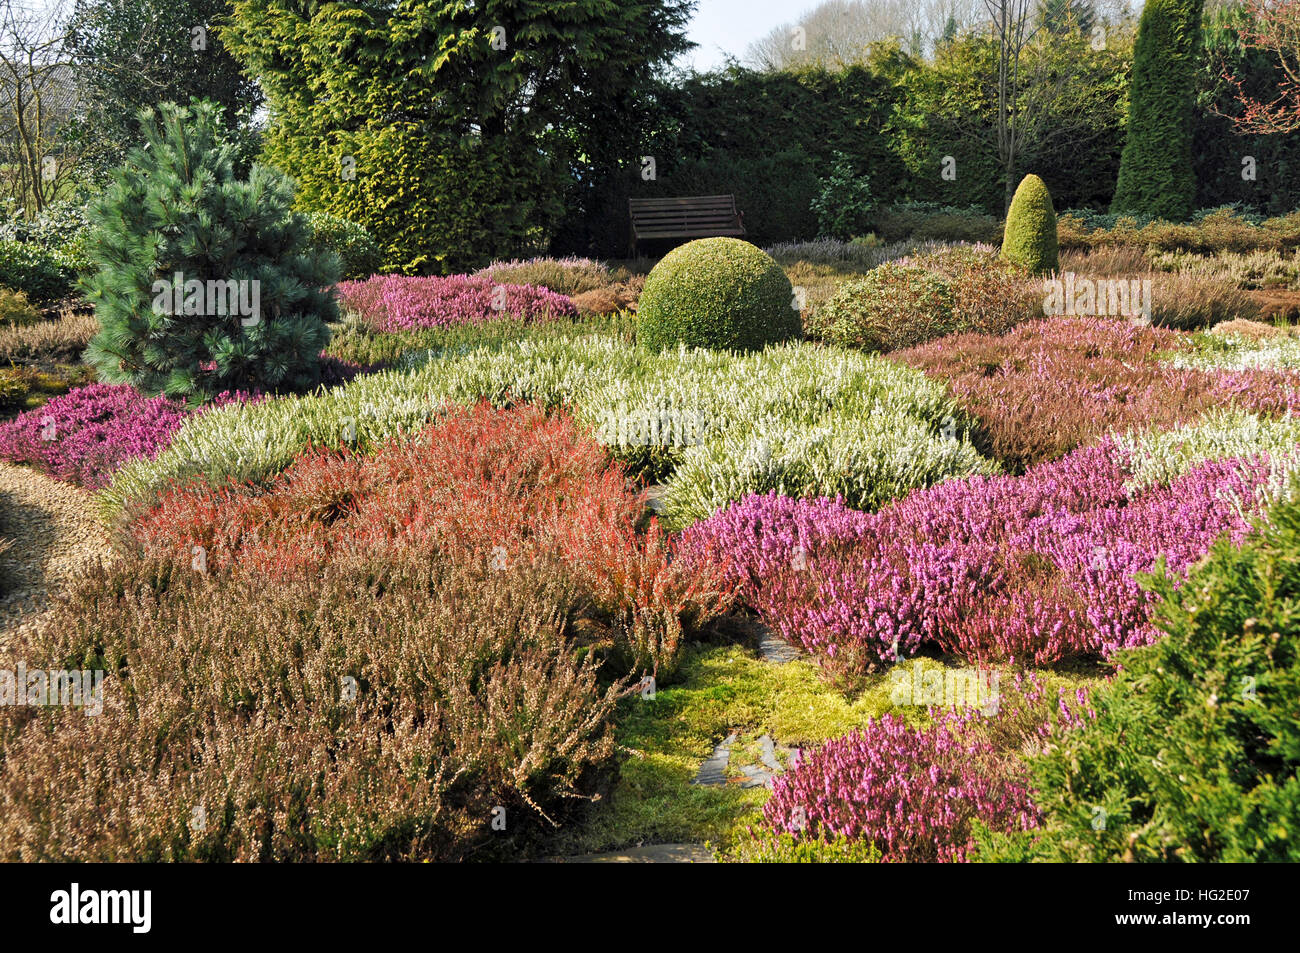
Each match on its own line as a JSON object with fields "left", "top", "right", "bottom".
{"left": 1116, "top": 409, "right": 1300, "bottom": 491}
{"left": 1210, "top": 446, "right": 1300, "bottom": 528}
{"left": 1167, "top": 334, "right": 1300, "bottom": 373}
{"left": 659, "top": 412, "right": 995, "bottom": 527}
{"left": 102, "top": 337, "right": 995, "bottom": 523}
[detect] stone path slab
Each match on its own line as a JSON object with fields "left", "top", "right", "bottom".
{"left": 756, "top": 625, "right": 802, "bottom": 664}
{"left": 692, "top": 731, "right": 737, "bottom": 785}
{"left": 542, "top": 843, "right": 715, "bottom": 863}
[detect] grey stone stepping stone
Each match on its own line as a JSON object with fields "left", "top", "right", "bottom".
{"left": 691, "top": 731, "right": 737, "bottom": 785}
{"left": 738, "top": 764, "right": 770, "bottom": 788}
{"left": 756, "top": 625, "right": 802, "bottom": 664}
{"left": 542, "top": 843, "right": 715, "bottom": 863}
{"left": 757, "top": 734, "right": 781, "bottom": 774}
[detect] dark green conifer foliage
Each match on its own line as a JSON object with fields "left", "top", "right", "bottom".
{"left": 83, "top": 101, "right": 337, "bottom": 401}
{"left": 1110, "top": 0, "right": 1204, "bottom": 221}
{"left": 1001, "top": 174, "right": 1059, "bottom": 274}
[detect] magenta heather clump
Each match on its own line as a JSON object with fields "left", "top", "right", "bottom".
{"left": 683, "top": 440, "right": 1282, "bottom": 671}
{"left": 0, "top": 384, "right": 254, "bottom": 489}
{"left": 335, "top": 274, "right": 577, "bottom": 332}
{"left": 761, "top": 673, "right": 1093, "bottom": 862}
{"left": 762, "top": 711, "right": 1039, "bottom": 863}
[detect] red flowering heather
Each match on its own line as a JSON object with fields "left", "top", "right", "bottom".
{"left": 129, "top": 402, "right": 729, "bottom": 675}
{"left": 335, "top": 274, "right": 577, "bottom": 332}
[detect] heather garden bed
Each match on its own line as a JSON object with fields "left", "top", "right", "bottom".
{"left": 4, "top": 133, "right": 1300, "bottom": 866}
{"left": 6, "top": 0, "right": 1300, "bottom": 875}
{"left": 6, "top": 277, "right": 1300, "bottom": 860}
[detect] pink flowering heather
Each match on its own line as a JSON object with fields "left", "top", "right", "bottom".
{"left": 761, "top": 673, "right": 1094, "bottom": 862}
{"left": 684, "top": 440, "right": 1284, "bottom": 672}
{"left": 763, "top": 712, "right": 1039, "bottom": 862}
{"left": 1209, "top": 366, "right": 1300, "bottom": 417}
{"left": 0, "top": 384, "right": 253, "bottom": 489}
{"left": 335, "top": 274, "right": 577, "bottom": 333}
{"left": 898, "top": 317, "right": 1300, "bottom": 470}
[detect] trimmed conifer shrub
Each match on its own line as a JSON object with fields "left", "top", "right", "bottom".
{"left": 82, "top": 101, "right": 338, "bottom": 401}
{"left": 637, "top": 238, "right": 799, "bottom": 352}
{"left": 1109, "top": 0, "right": 1204, "bottom": 222}
{"left": 976, "top": 482, "right": 1300, "bottom": 862}
{"left": 1000, "top": 174, "right": 1059, "bottom": 275}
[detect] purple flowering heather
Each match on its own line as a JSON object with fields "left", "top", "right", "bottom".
{"left": 335, "top": 274, "right": 577, "bottom": 332}
{"left": 762, "top": 712, "right": 1039, "bottom": 863}
{"left": 684, "top": 440, "right": 1285, "bottom": 671}
{"left": 0, "top": 384, "right": 253, "bottom": 489}
{"left": 762, "top": 673, "right": 1093, "bottom": 862}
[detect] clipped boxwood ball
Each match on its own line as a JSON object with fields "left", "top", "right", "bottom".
{"left": 637, "top": 238, "right": 800, "bottom": 352}
{"left": 1000, "top": 173, "right": 1059, "bottom": 275}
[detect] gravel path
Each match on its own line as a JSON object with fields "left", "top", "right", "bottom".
{"left": 0, "top": 462, "right": 114, "bottom": 657}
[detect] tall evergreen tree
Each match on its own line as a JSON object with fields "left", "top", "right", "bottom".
{"left": 224, "top": 0, "right": 695, "bottom": 274}
{"left": 1110, "top": 0, "right": 1205, "bottom": 221}
{"left": 83, "top": 101, "right": 336, "bottom": 400}
{"left": 1041, "top": 0, "right": 1094, "bottom": 35}
{"left": 941, "top": 14, "right": 959, "bottom": 47}
{"left": 66, "top": 0, "right": 263, "bottom": 173}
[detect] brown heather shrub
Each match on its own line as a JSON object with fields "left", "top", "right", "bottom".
{"left": 474, "top": 257, "right": 621, "bottom": 297}
{"left": 0, "top": 550, "right": 625, "bottom": 861}
{"left": 806, "top": 247, "right": 1043, "bottom": 352}
{"left": 570, "top": 287, "right": 618, "bottom": 316}
{"left": 1149, "top": 249, "right": 1300, "bottom": 291}
{"left": 0, "top": 312, "right": 97, "bottom": 364}
{"left": 895, "top": 318, "right": 1247, "bottom": 471}
{"left": 570, "top": 275, "right": 644, "bottom": 316}
{"left": 807, "top": 264, "right": 955, "bottom": 353}
{"left": 1059, "top": 245, "right": 1154, "bottom": 276}
{"left": 1057, "top": 209, "right": 1300, "bottom": 255}
{"left": 1208, "top": 318, "right": 1293, "bottom": 340}
{"left": 1051, "top": 248, "right": 1258, "bottom": 330}
{"left": 1148, "top": 273, "right": 1261, "bottom": 330}
{"left": 901, "top": 246, "right": 1042, "bottom": 336}
{"left": 782, "top": 261, "right": 863, "bottom": 319}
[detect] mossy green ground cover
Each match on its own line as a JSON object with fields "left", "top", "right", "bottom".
{"left": 549, "top": 637, "right": 1102, "bottom": 858}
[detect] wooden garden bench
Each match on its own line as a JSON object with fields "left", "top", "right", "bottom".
{"left": 628, "top": 195, "right": 745, "bottom": 257}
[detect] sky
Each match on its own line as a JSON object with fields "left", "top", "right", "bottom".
{"left": 678, "top": 0, "right": 821, "bottom": 73}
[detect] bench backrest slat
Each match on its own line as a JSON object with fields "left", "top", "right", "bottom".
{"left": 628, "top": 195, "right": 745, "bottom": 253}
